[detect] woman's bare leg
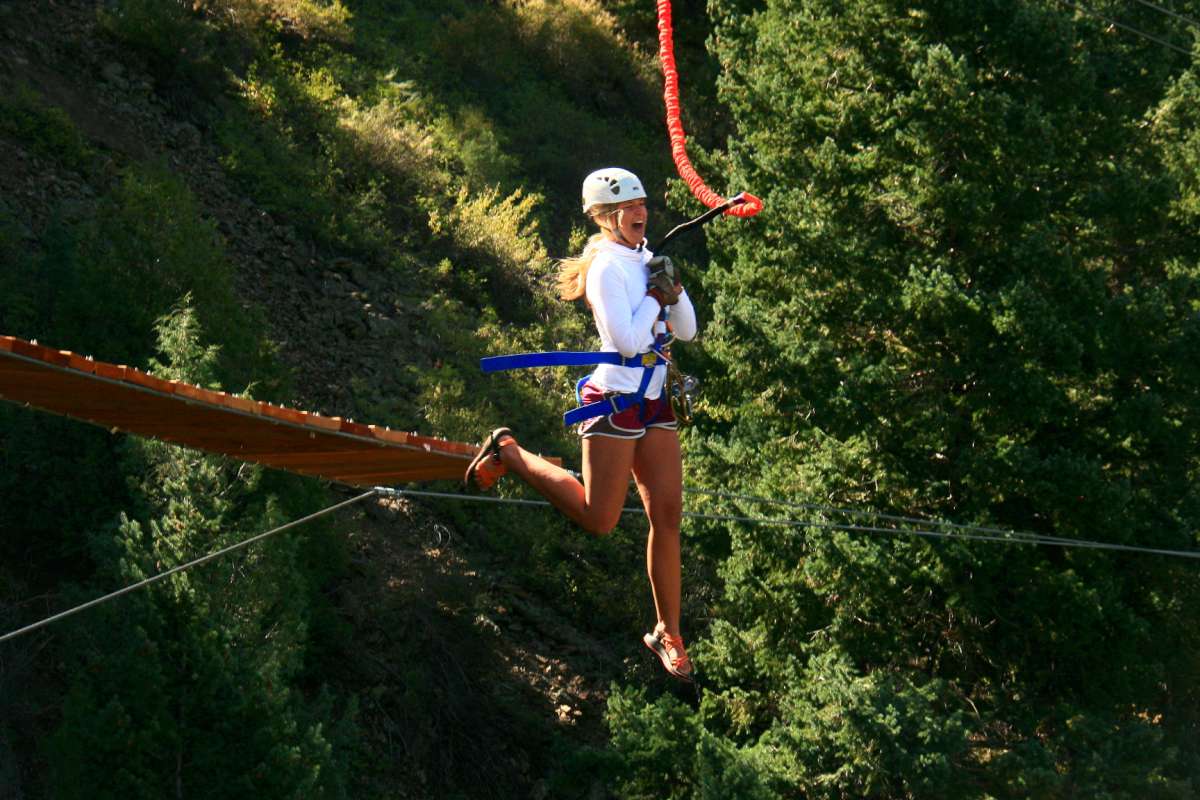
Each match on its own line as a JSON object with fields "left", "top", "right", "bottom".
{"left": 631, "top": 428, "right": 684, "bottom": 638}
{"left": 498, "top": 434, "right": 636, "bottom": 535}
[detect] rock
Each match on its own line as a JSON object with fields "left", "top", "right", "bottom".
{"left": 367, "top": 496, "right": 404, "bottom": 522}
{"left": 101, "top": 61, "right": 127, "bottom": 88}
{"left": 368, "top": 314, "right": 397, "bottom": 337}
{"left": 172, "top": 121, "right": 201, "bottom": 146}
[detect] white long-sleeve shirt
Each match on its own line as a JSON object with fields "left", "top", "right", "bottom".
{"left": 584, "top": 238, "right": 697, "bottom": 399}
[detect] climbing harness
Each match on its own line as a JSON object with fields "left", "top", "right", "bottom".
{"left": 482, "top": 189, "right": 742, "bottom": 427}
{"left": 666, "top": 363, "right": 697, "bottom": 425}
{"left": 481, "top": 310, "right": 674, "bottom": 427}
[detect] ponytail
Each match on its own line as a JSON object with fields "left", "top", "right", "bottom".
{"left": 556, "top": 201, "right": 623, "bottom": 301}
{"left": 555, "top": 234, "right": 605, "bottom": 301}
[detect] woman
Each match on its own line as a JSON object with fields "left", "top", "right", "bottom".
{"left": 465, "top": 167, "right": 696, "bottom": 682}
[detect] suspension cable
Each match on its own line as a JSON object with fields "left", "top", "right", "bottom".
{"left": 679, "top": 487, "right": 1082, "bottom": 545}
{"left": 1130, "top": 0, "right": 1200, "bottom": 32}
{"left": 6, "top": 480, "right": 1195, "bottom": 648}
{"left": 0, "top": 490, "right": 378, "bottom": 645}
{"left": 377, "top": 487, "right": 1200, "bottom": 560}
{"left": 1056, "top": 0, "right": 1195, "bottom": 56}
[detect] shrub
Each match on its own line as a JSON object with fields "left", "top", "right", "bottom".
{"left": 338, "top": 96, "right": 440, "bottom": 187}
{"left": 198, "top": 0, "right": 352, "bottom": 43}
{"left": 0, "top": 84, "right": 94, "bottom": 172}
{"left": 427, "top": 185, "right": 552, "bottom": 320}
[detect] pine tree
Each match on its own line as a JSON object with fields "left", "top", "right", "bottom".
{"left": 48, "top": 300, "right": 349, "bottom": 799}
{"left": 608, "top": 1, "right": 1200, "bottom": 796}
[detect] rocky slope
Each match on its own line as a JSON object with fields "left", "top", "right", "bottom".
{"left": 1, "top": 2, "right": 654, "bottom": 796}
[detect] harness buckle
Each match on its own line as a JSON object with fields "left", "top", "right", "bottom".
{"left": 667, "top": 364, "right": 699, "bottom": 426}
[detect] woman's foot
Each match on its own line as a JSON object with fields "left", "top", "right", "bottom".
{"left": 643, "top": 621, "right": 693, "bottom": 682}
{"left": 464, "top": 427, "right": 515, "bottom": 491}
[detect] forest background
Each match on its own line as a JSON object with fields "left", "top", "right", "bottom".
{"left": 1, "top": 0, "right": 1198, "bottom": 797}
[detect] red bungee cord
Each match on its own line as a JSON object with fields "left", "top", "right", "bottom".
{"left": 656, "top": 0, "right": 762, "bottom": 218}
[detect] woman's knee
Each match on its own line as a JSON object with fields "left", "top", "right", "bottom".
{"left": 582, "top": 508, "right": 622, "bottom": 537}
{"left": 649, "top": 498, "right": 683, "bottom": 530}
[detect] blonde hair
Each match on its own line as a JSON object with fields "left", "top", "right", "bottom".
{"left": 555, "top": 202, "right": 621, "bottom": 301}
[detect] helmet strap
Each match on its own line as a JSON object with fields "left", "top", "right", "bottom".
{"left": 598, "top": 207, "right": 639, "bottom": 249}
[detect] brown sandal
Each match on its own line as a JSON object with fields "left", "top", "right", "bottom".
{"left": 643, "top": 623, "right": 693, "bottom": 682}
{"left": 463, "top": 427, "right": 514, "bottom": 491}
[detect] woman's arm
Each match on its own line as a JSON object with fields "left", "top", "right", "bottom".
{"left": 587, "top": 259, "right": 662, "bottom": 357}
{"left": 669, "top": 289, "right": 697, "bottom": 342}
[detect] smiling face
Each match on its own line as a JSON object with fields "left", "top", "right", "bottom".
{"left": 595, "top": 198, "right": 648, "bottom": 248}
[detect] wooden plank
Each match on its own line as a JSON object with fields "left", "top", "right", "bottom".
{"left": 0, "top": 337, "right": 509, "bottom": 487}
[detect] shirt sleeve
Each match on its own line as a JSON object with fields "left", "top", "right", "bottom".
{"left": 668, "top": 288, "right": 698, "bottom": 342}
{"left": 587, "top": 258, "right": 662, "bottom": 358}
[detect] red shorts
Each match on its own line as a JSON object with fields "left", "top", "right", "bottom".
{"left": 576, "top": 381, "right": 677, "bottom": 439}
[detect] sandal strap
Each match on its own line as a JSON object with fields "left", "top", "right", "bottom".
{"left": 659, "top": 632, "right": 690, "bottom": 669}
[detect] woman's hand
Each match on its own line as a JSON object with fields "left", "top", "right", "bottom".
{"left": 647, "top": 256, "right": 682, "bottom": 306}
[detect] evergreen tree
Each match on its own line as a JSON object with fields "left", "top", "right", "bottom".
{"left": 608, "top": 1, "right": 1200, "bottom": 796}
{"left": 48, "top": 301, "right": 349, "bottom": 799}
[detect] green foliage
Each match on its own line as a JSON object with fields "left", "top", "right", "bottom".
{"left": 217, "top": 47, "right": 373, "bottom": 252}
{"left": 97, "top": 0, "right": 236, "bottom": 98}
{"left": 3, "top": 0, "right": 707, "bottom": 797}
{"left": 346, "top": 0, "right": 668, "bottom": 246}
{"left": 0, "top": 208, "right": 36, "bottom": 339}
{"left": 607, "top": 685, "right": 782, "bottom": 800}
{"left": 0, "top": 84, "right": 94, "bottom": 172}
{"left": 99, "top": 0, "right": 201, "bottom": 61}
{"left": 1155, "top": 53, "right": 1200, "bottom": 225}
{"left": 604, "top": 1, "right": 1200, "bottom": 797}
{"left": 9, "top": 0, "right": 1199, "bottom": 796}
{"left": 47, "top": 302, "right": 353, "bottom": 798}
{"left": 0, "top": 159, "right": 273, "bottom": 588}
{"left": 223, "top": 0, "right": 353, "bottom": 43}
{"left": 90, "top": 165, "right": 262, "bottom": 376}
{"left": 427, "top": 185, "right": 552, "bottom": 319}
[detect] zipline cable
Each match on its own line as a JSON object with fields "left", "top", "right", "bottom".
{"left": 680, "top": 486, "right": 1083, "bottom": 546}
{"left": 6, "top": 483, "right": 1195, "bottom": 647}
{"left": 1130, "top": 0, "right": 1200, "bottom": 32}
{"left": 0, "top": 490, "right": 377, "bottom": 646}
{"left": 562, "top": 473, "right": 1078, "bottom": 545}
{"left": 376, "top": 487, "right": 1200, "bottom": 560}
{"left": 1056, "top": 0, "right": 1195, "bottom": 56}
{"left": 564, "top": 474, "right": 1105, "bottom": 547}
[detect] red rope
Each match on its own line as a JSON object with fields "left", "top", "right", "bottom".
{"left": 656, "top": 0, "right": 762, "bottom": 218}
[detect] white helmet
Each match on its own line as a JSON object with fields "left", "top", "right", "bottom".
{"left": 581, "top": 167, "right": 646, "bottom": 214}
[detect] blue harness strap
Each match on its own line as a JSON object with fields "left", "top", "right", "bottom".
{"left": 562, "top": 354, "right": 662, "bottom": 426}
{"left": 481, "top": 312, "right": 672, "bottom": 426}
{"left": 481, "top": 350, "right": 662, "bottom": 373}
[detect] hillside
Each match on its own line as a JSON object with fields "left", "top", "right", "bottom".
{"left": 4, "top": 1, "right": 1200, "bottom": 799}
{"left": 1, "top": 1, "right": 706, "bottom": 797}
